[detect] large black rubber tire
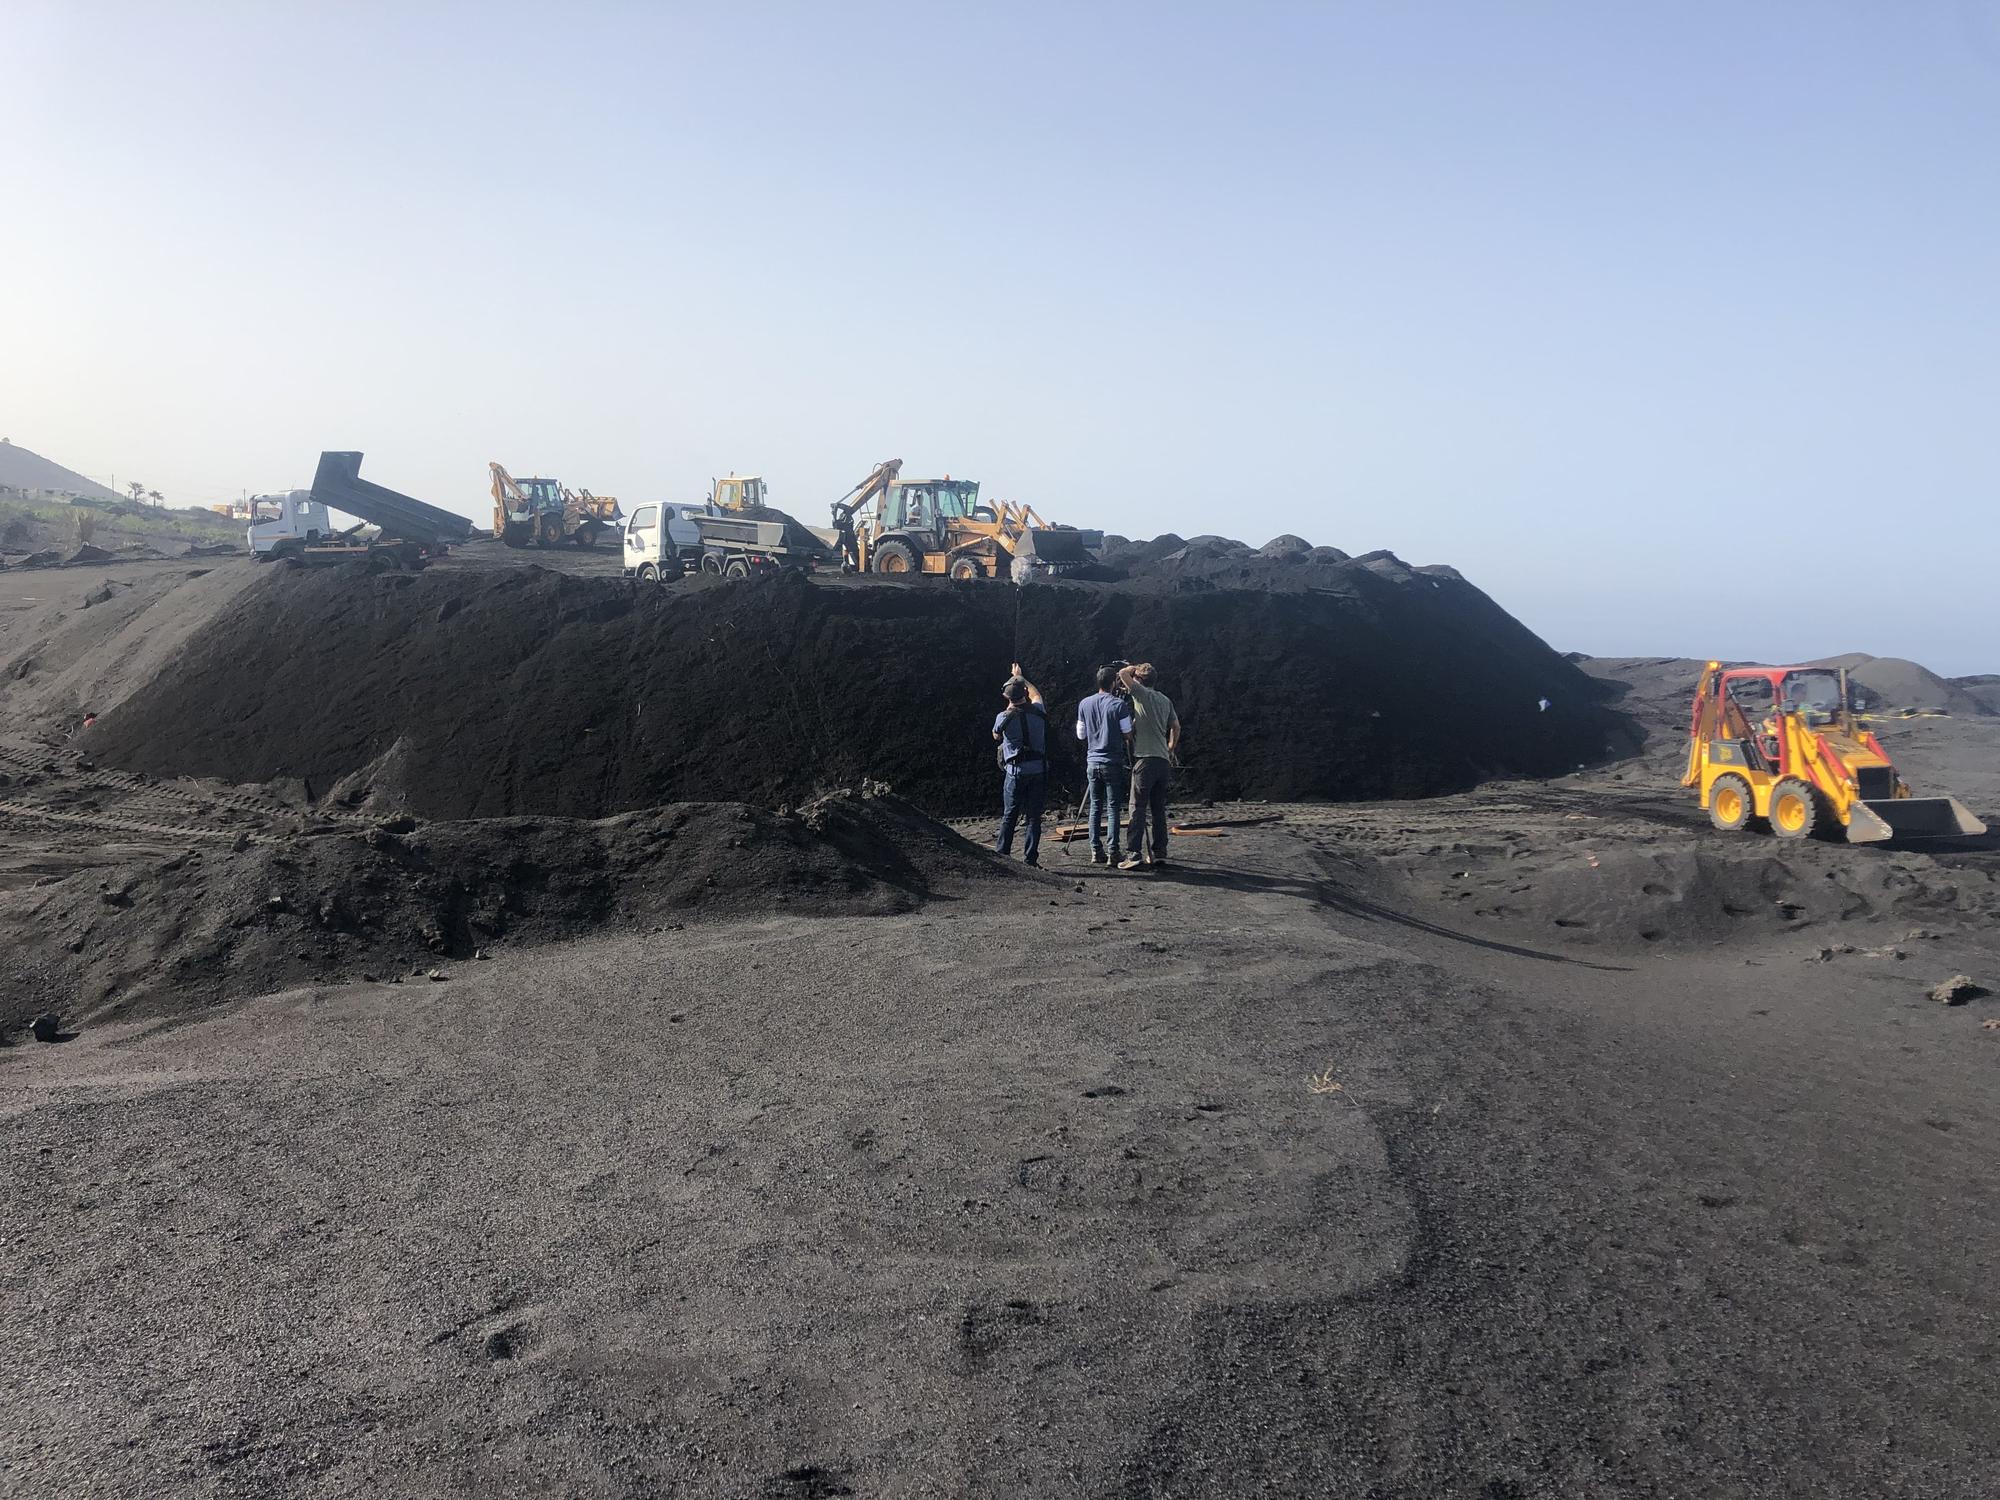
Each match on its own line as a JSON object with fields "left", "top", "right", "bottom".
{"left": 700, "top": 554, "right": 722, "bottom": 575}
{"left": 1769, "top": 777, "right": 1819, "bottom": 840}
{"left": 638, "top": 564, "right": 658, "bottom": 584}
{"left": 1708, "top": 773, "right": 1753, "bottom": 832}
{"left": 724, "top": 557, "right": 751, "bottom": 579}
{"left": 872, "top": 538, "right": 919, "bottom": 575}
{"left": 948, "top": 556, "right": 984, "bottom": 581}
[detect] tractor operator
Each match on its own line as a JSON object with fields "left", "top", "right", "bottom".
{"left": 992, "top": 665, "right": 1049, "bottom": 867}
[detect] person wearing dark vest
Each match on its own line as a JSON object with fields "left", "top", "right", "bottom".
{"left": 991, "top": 664, "right": 1049, "bottom": 866}
{"left": 1074, "top": 664, "right": 1135, "bottom": 865}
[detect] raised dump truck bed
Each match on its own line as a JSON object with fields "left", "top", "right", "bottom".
{"left": 310, "top": 451, "right": 474, "bottom": 549}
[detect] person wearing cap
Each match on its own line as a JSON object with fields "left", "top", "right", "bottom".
{"left": 1117, "top": 662, "right": 1181, "bottom": 870}
{"left": 1075, "top": 664, "right": 1134, "bottom": 865}
{"left": 991, "top": 662, "right": 1049, "bottom": 866}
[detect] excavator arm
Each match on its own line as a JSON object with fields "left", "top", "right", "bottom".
{"left": 1682, "top": 663, "right": 1720, "bottom": 787}
{"left": 490, "top": 461, "right": 528, "bottom": 511}
{"left": 828, "top": 458, "right": 903, "bottom": 569}
{"left": 829, "top": 459, "right": 904, "bottom": 525}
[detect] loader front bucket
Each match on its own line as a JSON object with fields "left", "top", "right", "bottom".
{"left": 1845, "top": 797, "right": 1988, "bottom": 842}
{"left": 1019, "top": 528, "right": 1102, "bottom": 569}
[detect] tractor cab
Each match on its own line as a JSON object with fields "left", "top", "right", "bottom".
{"left": 1776, "top": 669, "right": 1843, "bottom": 723}
{"left": 880, "top": 478, "right": 986, "bottom": 535}
{"left": 713, "top": 475, "right": 768, "bottom": 512}
{"left": 514, "top": 477, "right": 564, "bottom": 514}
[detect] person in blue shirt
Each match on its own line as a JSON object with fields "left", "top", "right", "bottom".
{"left": 991, "top": 664, "right": 1049, "bottom": 866}
{"left": 1074, "top": 664, "right": 1135, "bottom": 865}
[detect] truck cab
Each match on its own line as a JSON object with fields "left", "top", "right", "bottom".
{"left": 247, "top": 490, "right": 331, "bottom": 558}
{"left": 623, "top": 503, "right": 710, "bottom": 579}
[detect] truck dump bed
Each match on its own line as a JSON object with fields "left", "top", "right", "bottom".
{"left": 694, "top": 507, "right": 835, "bottom": 559}
{"left": 310, "top": 452, "right": 475, "bottom": 548}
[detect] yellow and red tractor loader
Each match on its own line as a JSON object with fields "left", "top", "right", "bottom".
{"left": 1684, "top": 662, "right": 1984, "bottom": 842}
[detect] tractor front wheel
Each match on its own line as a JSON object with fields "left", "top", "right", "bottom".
{"left": 1708, "top": 773, "right": 1753, "bottom": 832}
{"left": 948, "top": 556, "right": 984, "bottom": 581}
{"left": 1769, "top": 778, "right": 1819, "bottom": 840}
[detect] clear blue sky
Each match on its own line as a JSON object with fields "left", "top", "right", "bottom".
{"left": 4, "top": 2, "right": 1996, "bottom": 672}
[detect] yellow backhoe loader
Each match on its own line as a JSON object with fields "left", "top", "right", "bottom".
{"left": 490, "top": 462, "right": 622, "bottom": 549}
{"left": 1684, "top": 662, "right": 1985, "bottom": 842}
{"left": 827, "top": 459, "right": 1101, "bottom": 580}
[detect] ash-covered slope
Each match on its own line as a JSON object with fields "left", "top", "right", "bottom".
{"left": 87, "top": 555, "right": 1620, "bottom": 820}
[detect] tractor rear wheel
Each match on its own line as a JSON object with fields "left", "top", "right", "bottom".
{"left": 1708, "top": 773, "right": 1753, "bottom": 832}
{"left": 1769, "top": 777, "right": 1819, "bottom": 839}
{"left": 872, "top": 539, "right": 919, "bottom": 575}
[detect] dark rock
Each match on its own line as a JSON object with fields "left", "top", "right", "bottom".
{"left": 31, "top": 1012, "right": 62, "bottom": 1042}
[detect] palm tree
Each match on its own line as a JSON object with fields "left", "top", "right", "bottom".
{"left": 146, "top": 489, "right": 163, "bottom": 506}
{"left": 127, "top": 481, "right": 145, "bottom": 504}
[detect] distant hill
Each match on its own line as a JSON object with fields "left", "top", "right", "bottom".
{"left": 0, "top": 439, "right": 123, "bottom": 501}
{"left": 1574, "top": 653, "right": 1998, "bottom": 733}
{"left": 1950, "top": 675, "right": 2000, "bottom": 716}
{"left": 1807, "top": 653, "right": 1995, "bottom": 718}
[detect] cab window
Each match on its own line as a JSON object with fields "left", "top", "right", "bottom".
{"left": 629, "top": 506, "right": 657, "bottom": 532}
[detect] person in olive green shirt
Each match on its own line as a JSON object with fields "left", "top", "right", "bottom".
{"left": 1117, "top": 662, "right": 1181, "bottom": 869}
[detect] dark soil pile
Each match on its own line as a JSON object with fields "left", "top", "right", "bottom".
{"left": 1095, "top": 532, "right": 1425, "bottom": 592}
{"left": 86, "top": 558, "right": 1619, "bottom": 819}
{"left": 0, "top": 788, "right": 999, "bottom": 1027}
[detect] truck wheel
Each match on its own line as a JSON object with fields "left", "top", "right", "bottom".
{"left": 1708, "top": 773, "right": 1753, "bottom": 832}
{"left": 638, "top": 564, "right": 659, "bottom": 584}
{"left": 724, "top": 557, "right": 751, "bottom": 579}
{"left": 700, "top": 554, "right": 722, "bottom": 575}
{"left": 1770, "top": 778, "right": 1819, "bottom": 839}
{"left": 949, "top": 556, "right": 984, "bottom": 581}
{"left": 872, "top": 538, "right": 919, "bottom": 575}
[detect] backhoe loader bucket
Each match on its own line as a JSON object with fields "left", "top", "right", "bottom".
{"left": 1018, "top": 528, "right": 1101, "bottom": 570}
{"left": 1845, "top": 797, "right": 1987, "bottom": 842}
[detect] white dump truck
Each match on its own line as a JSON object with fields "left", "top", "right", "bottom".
{"left": 622, "top": 476, "right": 834, "bottom": 582}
